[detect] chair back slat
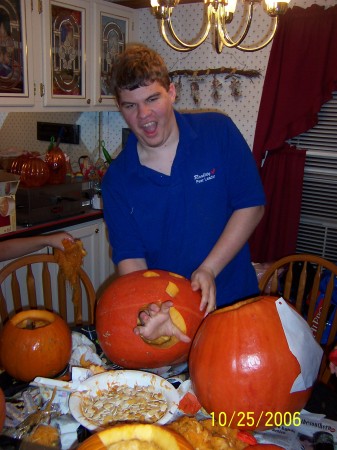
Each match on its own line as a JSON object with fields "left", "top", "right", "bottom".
{"left": 294, "top": 261, "right": 307, "bottom": 311}
{"left": 57, "top": 270, "right": 68, "bottom": 323}
{"left": 283, "top": 262, "right": 293, "bottom": 299}
{"left": 11, "top": 273, "right": 22, "bottom": 312}
{"left": 0, "top": 288, "right": 8, "bottom": 323}
{"left": 27, "top": 265, "right": 37, "bottom": 309}
{"left": 42, "top": 262, "right": 53, "bottom": 311}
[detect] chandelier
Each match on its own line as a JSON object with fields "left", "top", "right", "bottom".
{"left": 150, "top": 0, "right": 290, "bottom": 53}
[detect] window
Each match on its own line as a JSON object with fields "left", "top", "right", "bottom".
{"left": 288, "top": 91, "right": 337, "bottom": 262}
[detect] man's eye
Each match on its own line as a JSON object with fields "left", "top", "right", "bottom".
{"left": 124, "top": 104, "right": 135, "bottom": 109}
{"left": 148, "top": 96, "right": 159, "bottom": 103}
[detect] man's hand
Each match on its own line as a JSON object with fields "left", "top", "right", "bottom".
{"left": 191, "top": 266, "right": 216, "bottom": 316}
{"left": 134, "top": 301, "right": 191, "bottom": 343}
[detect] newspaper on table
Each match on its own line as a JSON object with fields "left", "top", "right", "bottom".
{"left": 254, "top": 410, "right": 337, "bottom": 449}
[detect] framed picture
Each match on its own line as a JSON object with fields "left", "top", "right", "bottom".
{"left": 42, "top": 0, "right": 88, "bottom": 106}
{"left": 93, "top": 2, "right": 135, "bottom": 106}
{"left": 0, "top": 0, "right": 34, "bottom": 105}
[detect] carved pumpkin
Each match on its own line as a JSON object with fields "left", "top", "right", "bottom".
{"left": 0, "top": 310, "right": 72, "bottom": 382}
{"left": 189, "top": 296, "right": 315, "bottom": 431}
{"left": 96, "top": 270, "right": 204, "bottom": 369}
{"left": 0, "top": 388, "right": 5, "bottom": 433}
{"left": 77, "top": 424, "right": 193, "bottom": 450}
{"left": 45, "top": 145, "right": 67, "bottom": 184}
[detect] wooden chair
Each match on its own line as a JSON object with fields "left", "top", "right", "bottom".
{"left": 258, "top": 254, "right": 337, "bottom": 385}
{"left": 0, "top": 254, "right": 96, "bottom": 328}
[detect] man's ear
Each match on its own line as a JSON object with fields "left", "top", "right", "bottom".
{"left": 168, "top": 82, "right": 176, "bottom": 103}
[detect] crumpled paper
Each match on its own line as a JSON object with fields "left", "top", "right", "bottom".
{"left": 276, "top": 297, "right": 323, "bottom": 392}
{"left": 69, "top": 331, "right": 106, "bottom": 368}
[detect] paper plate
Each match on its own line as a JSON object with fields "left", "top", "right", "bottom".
{"left": 68, "top": 370, "right": 179, "bottom": 431}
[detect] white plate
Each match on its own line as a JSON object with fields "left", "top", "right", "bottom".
{"left": 68, "top": 370, "right": 179, "bottom": 430}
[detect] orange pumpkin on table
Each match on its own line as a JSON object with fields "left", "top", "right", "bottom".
{"left": 0, "top": 310, "right": 72, "bottom": 382}
{"left": 95, "top": 270, "right": 204, "bottom": 369}
{"left": 189, "top": 296, "right": 316, "bottom": 431}
{"left": 77, "top": 424, "right": 193, "bottom": 449}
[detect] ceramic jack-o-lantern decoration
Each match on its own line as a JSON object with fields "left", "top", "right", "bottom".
{"left": 96, "top": 270, "right": 204, "bottom": 369}
{"left": 0, "top": 310, "right": 72, "bottom": 382}
{"left": 189, "top": 296, "right": 322, "bottom": 431}
{"left": 20, "top": 156, "right": 50, "bottom": 187}
{"left": 45, "top": 137, "right": 67, "bottom": 185}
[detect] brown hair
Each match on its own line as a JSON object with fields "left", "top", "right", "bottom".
{"left": 111, "top": 44, "right": 171, "bottom": 102}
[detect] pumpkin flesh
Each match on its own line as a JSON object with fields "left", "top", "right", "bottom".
{"left": 189, "top": 296, "right": 313, "bottom": 430}
{"left": 96, "top": 270, "right": 204, "bottom": 369}
{"left": 0, "top": 310, "right": 72, "bottom": 382}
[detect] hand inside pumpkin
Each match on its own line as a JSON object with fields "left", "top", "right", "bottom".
{"left": 134, "top": 300, "right": 191, "bottom": 343}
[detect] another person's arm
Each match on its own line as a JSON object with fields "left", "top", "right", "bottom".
{"left": 191, "top": 205, "right": 264, "bottom": 315}
{"left": 0, "top": 232, "right": 74, "bottom": 262}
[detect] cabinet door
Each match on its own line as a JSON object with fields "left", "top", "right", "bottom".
{"left": 0, "top": 0, "right": 35, "bottom": 106}
{"left": 92, "top": 0, "right": 136, "bottom": 107}
{"left": 40, "top": 0, "right": 91, "bottom": 107}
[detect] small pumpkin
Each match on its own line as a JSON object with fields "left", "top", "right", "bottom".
{"left": 0, "top": 388, "right": 5, "bottom": 433}
{"left": 45, "top": 145, "right": 67, "bottom": 185}
{"left": 0, "top": 310, "right": 72, "bottom": 382}
{"left": 77, "top": 423, "right": 193, "bottom": 450}
{"left": 189, "top": 296, "right": 315, "bottom": 430}
{"left": 95, "top": 270, "right": 204, "bottom": 369}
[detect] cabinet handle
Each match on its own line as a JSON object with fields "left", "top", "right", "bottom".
{"left": 87, "top": 98, "right": 91, "bottom": 104}
{"left": 98, "top": 97, "right": 102, "bottom": 103}
{"left": 40, "top": 83, "right": 45, "bottom": 97}
{"left": 95, "top": 228, "right": 99, "bottom": 234}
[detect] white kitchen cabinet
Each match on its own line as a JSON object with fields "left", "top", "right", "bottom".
{"left": 0, "top": 0, "right": 137, "bottom": 111}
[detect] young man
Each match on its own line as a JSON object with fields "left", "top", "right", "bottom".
{"left": 102, "top": 44, "right": 265, "bottom": 342}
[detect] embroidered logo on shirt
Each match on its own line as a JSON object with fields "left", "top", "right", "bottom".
{"left": 194, "top": 168, "right": 216, "bottom": 184}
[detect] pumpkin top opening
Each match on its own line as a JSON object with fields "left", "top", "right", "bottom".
{"left": 214, "top": 295, "right": 278, "bottom": 315}
{"left": 10, "top": 310, "right": 57, "bottom": 327}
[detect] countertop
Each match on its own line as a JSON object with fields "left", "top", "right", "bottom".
{"left": 0, "top": 209, "right": 104, "bottom": 242}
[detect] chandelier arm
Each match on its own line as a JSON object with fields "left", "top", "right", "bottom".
{"left": 236, "top": 16, "right": 279, "bottom": 51}
{"left": 160, "top": 20, "right": 195, "bottom": 52}
{"left": 217, "top": 2, "right": 254, "bottom": 49}
{"left": 165, "top": 4, "right": 212, "bottom": 49}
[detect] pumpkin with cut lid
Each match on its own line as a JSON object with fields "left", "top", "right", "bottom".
{"left": 0, "top": 310, "right": 72, "bottom": 382}
{"left": 95, "top": 270, "right": 204, "bottom": 369}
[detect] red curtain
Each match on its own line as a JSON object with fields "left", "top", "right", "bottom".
{"left": 250, "top": 4, "right": 337, "bottom": 263}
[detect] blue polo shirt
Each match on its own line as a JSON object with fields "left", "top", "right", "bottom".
{"left": 102, "top": 111, "right": 265, "bottom": 307}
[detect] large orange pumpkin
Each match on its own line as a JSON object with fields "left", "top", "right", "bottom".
{"left": 0, "top": 388, "right": 5, "bottom": 433}
{"left": 77, "top": 424, "right": 193, "bottom": 450}
{"left": 96, "top": 270, "right": 204, "bottom": 369}
{"left": 189, "top": 296, "right": 315, "bottom": 431}
{"left": 0, "top": 310, "right": 72, "bottom": 382}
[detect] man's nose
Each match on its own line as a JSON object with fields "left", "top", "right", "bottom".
{"left": 138, "top": 103, "right": 150, "bottom": 118}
